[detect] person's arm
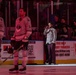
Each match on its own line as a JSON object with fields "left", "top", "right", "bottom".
{"left": 43, "top": 28, "right": 47, "bottom": 35}
{"left": 2, "top": 18, "right": 5, "bottom": 32}
{"left": 52, "top": 29, "right": 57, "bottom": 43}
{"left": 0, "top": 17, "right": 5, "bottom": 38}
{"left": 23, "top": 17, "right": 32, "bottom": 42}
{"left": 43, "top": 26, "right": 50, "bottom": 35}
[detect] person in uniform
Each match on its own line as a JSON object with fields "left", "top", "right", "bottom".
{"left": 0, "top": 14, "right": 5, "bottom": 52}
{"left": 9, "top": 8, "right": 32, "bottom": 72}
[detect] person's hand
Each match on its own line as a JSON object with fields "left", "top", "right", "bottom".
{"left": 22, "top": 36, "right": 28, "bottom": 42}
{"left": 45, "top": 26, "right": 49, "bottom": 29}
{"left": 23, "top": 36, "right": 28, "bottom": 40}
{"left": 11, "top": 36, "right": 15, "bottom": 40}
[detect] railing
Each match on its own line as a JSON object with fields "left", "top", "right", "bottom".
{"left": 0, "top": 0, "right": 76, "bottom": 40}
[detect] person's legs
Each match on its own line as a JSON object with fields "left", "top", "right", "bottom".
{"left": 19, "top": 42, "right": 28, "bottom": 71}
{"left": 45, "top": 44, "right": 49, "bottom": 63}
{"left": 47, "top": 44, "right": 52, "bottom": 64}
{"left": 9, "top": 50, "right": 19, "bottom": 71}
{"left": 19, "top": 50, "right": 28, "bottom": 71}
{"left": 9, "top": 41, "right": 21, "bottom": 71}
{"left": 50, "top": 43, "right": 56, "bottom": 64}
{"left": 47, "top": 43, "right": 56, "bottom": 64}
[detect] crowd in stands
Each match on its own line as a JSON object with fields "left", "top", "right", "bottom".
{"left": 31, "top": 15, "right": 76, "bottom": 40}
{"left": 54, "top": 15, "right": 76, "bottom": 40}
{"left": 0, "top": 0, "right": 76, "bottom": 40}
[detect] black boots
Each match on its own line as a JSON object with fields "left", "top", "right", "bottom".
{"left": 19, "top": 66, "right": 26, "bottom": 71}
{"left": 9, "top": 65, "right": 18, "bottom": 72}
{"left": 9, "top": 65, "right": 26, "bottom": 72}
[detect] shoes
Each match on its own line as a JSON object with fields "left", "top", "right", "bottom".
{"left": 50, "top": 63, "right": 55, "bottom": 65}
{"left": 45, "top": 62, "right": 49, "bottom": 65}
{"left": 9, "top": 65, "right": 18, "bottom": 72}
{"left": 9, "top": 65, "right": 26, "bottom": 72}
{"left": 19, "top": 66, "right": 26, "bottom": 71}
{"left": 49, "top": 63, "right": 56, "bottom": 65}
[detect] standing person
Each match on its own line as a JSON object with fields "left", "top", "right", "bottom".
{"left": 43, "top": 22, "right": 57, "bottom": 64}
{"left": 0, "top": 13, "right": 5, "bottom": 52}
{"left": 9, "top": 8, "right": 32, "bottom": 72}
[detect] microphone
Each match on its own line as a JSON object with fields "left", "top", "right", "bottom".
{"left": 45, "top": 26, "right": 49, "bottom": 29}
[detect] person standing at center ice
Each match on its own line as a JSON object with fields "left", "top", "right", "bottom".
{"left": 43, "top": 22, "right": 57, "bottom": 65}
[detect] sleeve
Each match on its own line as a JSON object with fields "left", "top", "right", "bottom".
{"left": 43, "top": 28, "right": 51, "bottom": 36}
{"left": 24, "top": 17, "right": 32, "bottom": 39}
{"left": 43, "top": 28, "right": 47, "bottom": 35}
{"left": 0, "top": 17, "right": 5, "bottom": 38}
{"left": 2, "top": 18, "right": 5, "bottom": 32}
{"left": 51, "top": 29, "right": 57, "bottom": 43}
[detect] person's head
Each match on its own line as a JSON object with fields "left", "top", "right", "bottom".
{"left": 61, "top": 18, "right": 66, "bottom": 23}
{"left": 19, "top": 8, "right": 26, "bottom": 17}
{"left": 54, "top": 15, "right": 59, "bottom": 22}
{"left": 73, "top": 21, "right": 76, "bottom": 26}
{"left": 48, "top": 22, "right": 53, "bottom": 28}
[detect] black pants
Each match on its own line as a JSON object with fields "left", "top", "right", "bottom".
{"left": 12, "top": 41, "right": 28, "bottom": 66}
{"left": 46, "top": 43, "right": 56, "bottom": 64}
{"left": 44, "top": 44, "right": 48, "bottom": 62}
{"left": 14, "top": 41, "right": 28, "bottom": 50}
